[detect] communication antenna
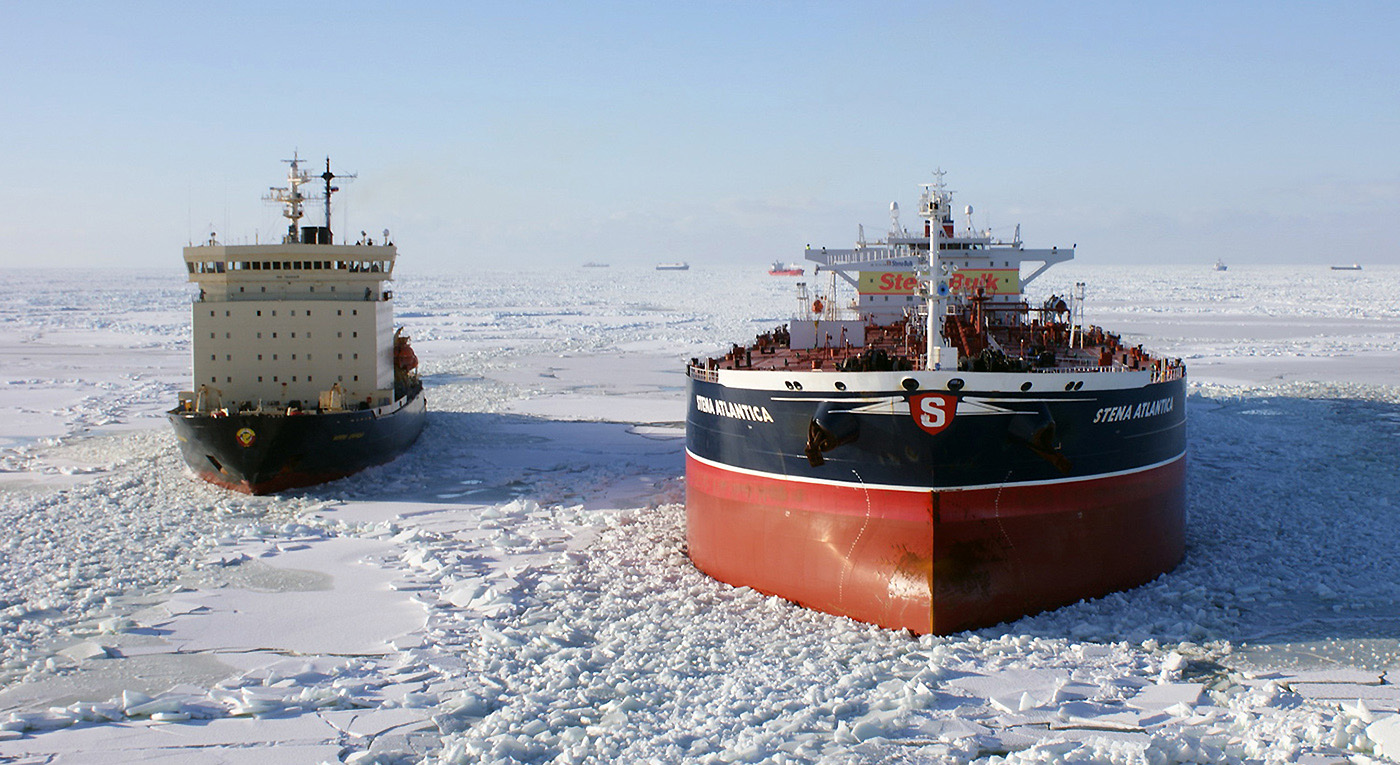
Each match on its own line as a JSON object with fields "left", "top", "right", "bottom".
{"left": 1070, "top": 281, "right": 1086, "bottom": 348}
{"left": 264, "top": 151, "right": 311, "bottom": 243}
{"left": 321, "top": 156, "right": 356, "bottom": 242}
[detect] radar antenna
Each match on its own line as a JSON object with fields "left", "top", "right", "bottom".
{"left": 320, "top": 157, "right": 356, "bottom": 243}
{"left": 264, "top": 152, "right": 312, "bottom": 243}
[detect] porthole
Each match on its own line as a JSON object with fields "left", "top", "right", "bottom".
{"left": 947, "top": 378, "right": 965, "bottom": 391}
{"left": 1064, "top": 382, "right": 1075, "bottom": 391}
{"left": 900, "top": 377, "right": 919, "bottom": 391}
{"left": 1020, "top": 382, "right": 1032, "bottom": 392}
{"left": 834, "top": 381, "right": 847, "bottom": 391}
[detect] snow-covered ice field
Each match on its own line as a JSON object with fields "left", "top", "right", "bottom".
{"left": 1, "top": 263, "right": 1400, "bottom": 764}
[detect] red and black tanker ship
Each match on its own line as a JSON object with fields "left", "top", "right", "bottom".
{"left": 685, "top": 173, "right": 1186, "bottom": 634}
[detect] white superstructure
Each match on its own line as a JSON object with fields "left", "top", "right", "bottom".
{"left": 803, "top": 174, "right": 1073, "bottom": 322}
{"left": 801, "top": 172, "right": 1075, "bottom": 370}
{"left": 181, "top": 155, "right": 400, "bottom": 411}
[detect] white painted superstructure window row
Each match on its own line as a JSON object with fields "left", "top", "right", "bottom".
{"left": 187, "top": 259, "right": 391, "bottom": 274}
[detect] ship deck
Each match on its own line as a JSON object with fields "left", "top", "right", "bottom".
{"left": 696, "top": 316, "right": 1185, "bottom": 383}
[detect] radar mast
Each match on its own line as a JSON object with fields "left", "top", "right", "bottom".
{"left": 264, "top": 152, "right": 312, "bottom": 243}
{"left": 918, "top": 168, "right": 958, "bottom": 370}
{"left": 320, "top": 157, "right": 356, "bottom": 243}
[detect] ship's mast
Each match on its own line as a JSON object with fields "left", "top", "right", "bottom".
{"left": 320, "top": 157, "right": 356, "bottom": 243}
{"left": 265, "top": 153, "right": 312, "bottom": 243}
{"left": 918, "top": 169, "right": 958, "bottom": 370}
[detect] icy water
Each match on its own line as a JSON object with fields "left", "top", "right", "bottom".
{"left": 1, "top": 264, "right": 1399, "bottom": 763}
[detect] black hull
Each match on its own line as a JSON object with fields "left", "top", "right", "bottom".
{"left": 687, "top": 372, "right": 1186, "bottom": 489}
{"left": 168, "top": 388, "right": 426, "bottom": 494}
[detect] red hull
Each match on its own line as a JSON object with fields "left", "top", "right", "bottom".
{"left": 188, "top": 466, "right": 362, "bottom": 495}
{"left": 686, "top": 453, "right": 1185, "bottom": 634}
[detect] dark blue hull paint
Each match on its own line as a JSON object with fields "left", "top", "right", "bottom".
{"left": 686, "top": 376, "right": 1186, "bottom": 489}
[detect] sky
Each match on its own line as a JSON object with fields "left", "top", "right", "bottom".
{"left": 1, "top": 0, "right": 1397, "bottom": 271}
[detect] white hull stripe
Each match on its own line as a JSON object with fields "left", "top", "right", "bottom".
{"left": 686, "top": 449, "right": 1186, "bottom": 494}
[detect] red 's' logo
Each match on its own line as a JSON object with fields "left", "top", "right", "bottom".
{"left": 909, "top": 393, "right": 955, "bottom": 435}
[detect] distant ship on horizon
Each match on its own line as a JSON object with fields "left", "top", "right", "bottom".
{"left": 656, "top": 262, "right": 690, "bottom": 271}
{"left": 1214, "top": 258, "right": 1227, "bottom": 271}
{"left": 1331, "top": 262, "right": 1363, "bottom": 271}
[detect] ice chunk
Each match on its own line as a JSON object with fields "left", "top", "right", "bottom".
{"left": 97, "top": 616, "right": 137, "bottom": 634}
{"left": 58, "top": 641, "right": 111, "bottom": 661}
{"left": 1292, "top": 683, "right": 1400, "bottom": 701}
{"left": 120, "top": 690, "right": 155, "bottom": 713}
{"left": 1126, "top": 682, "right": 1204, "bottom": 712}
{"left": 1275, "top": 669, "right": 1384, "bottom": 685}
{"left": 914, "top": 717, "right": 989, "bottom": 740}
{"left": 1160, "top": 652, "right": 1187, "bottom": 673}
{"left": 1368, "top": 714, "right": 1400, "bottom": 758}
{"left": 946, "top": 668, "right": 1070, "bottom": 708}
{"left": 124, "top": 696, "right": 187, "bottom": 717}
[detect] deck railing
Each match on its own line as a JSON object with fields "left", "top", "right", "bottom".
{"left": 687, "top": 365, "right": 720, "bottom": 383}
